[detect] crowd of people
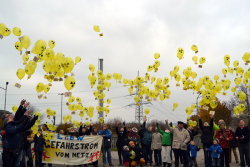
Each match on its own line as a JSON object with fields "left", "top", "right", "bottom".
{"left": 0, "top": 99, "right": 250, "bottom": 167}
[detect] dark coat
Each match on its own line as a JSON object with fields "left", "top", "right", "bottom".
{"left": 129, "top": 146, "right": 145, "bottom": 161}
{"left": 229, "top": 130, "right": 237, "bottom": 148}
{"left": 116, "top": 126, "right": 127, "bottom": 147}
{"left": 142, "top": 122, "right": 152, "bottom": 146}
{"left": 79, "top": 126, "right": 92, "bottom": 136}
{"left": 199, "top": 118, "right": 214, "bottom": 144}
{"left": 123, "top": 150, "right": 132, "bottom": 162}
{"left": 127, "top": 132, "right": 141, "bottom": 147}
{"left": 235, "top": 126, "right": 250, "bottom": 144}
{"left": 187, "top": 129, "right": 199, "bottom": 142}
{"left": 34, "top": 134, "right": 45, "bottom": 152}
{"left": 3, "top": 119, "right": 35, "bottom": 151}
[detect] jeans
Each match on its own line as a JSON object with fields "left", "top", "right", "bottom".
{"left": 238, "top": 143, "right": 249, "bottom": 167}
{"left": 102, "top": 147, "right": 112, "bottom": 165}
{"left": 143, "top": 144, "right": 152, "bottom": 164}
{"left": 35, "top": 151, "right": 44, "bottom": 167}
{"left": 3, "top": 151, "right": 20, "bottom": 167}
{"left": 189, "top": 157, "right": 197, "bottom": 167}
{"left": 16, "top": 150, "right": 25, "bottom": 167}
{"left": 212, "top": 158, "right": 221, "bottom": 167}
{"left": 154, "top": 149, "right": 162, "bottom": 165}
{"left": 203, "top": 143, "right": 213, "bottom": 167}
{"left": 220, "top": 148, "right": 229, "bottom": 167}
{"left": 26, "top": 147, "right": 33, "bottom": 164}
{"left": 117, "top": 146, "right": 123, "bottom": 164}
{"left": 173, "top": 149, "right": 188, "bottom": 167}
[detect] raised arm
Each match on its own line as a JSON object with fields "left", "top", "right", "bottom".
{"left": 209, "top": 114, "right": 214, "bottom": 131}
{"left": 86, "top": 123, "right": 93, "bottom": 135}
{"left": 165, "top": 120, "right": 174, "bottom": 133}
{"left": 14, "top": 100, "right": 29, "bottom": 121}
{"left": 157, "top": 123, "right": 164, "bottom": 135}
{"left": 116, "top": 121, "right": 119, "bottom": 135}
{"left": 142, "top": 117, "right": 146, "bottom": 132}
{"left": 123, "top": 122, "right": 127, "bottom": 136}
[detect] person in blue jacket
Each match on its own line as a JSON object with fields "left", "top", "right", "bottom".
{"left": 34, "top": 128, "right": 46, "bottom": 167}
{"left": 187, "top": 140, "right": 200, "bottom": 167}
{"left": 99, "top": 124, "right": 114, "bottom": 167}
{"left": 206, "top": 139, "right": 223, "bottom": 167}
{"left": 2, "top": 114, "right": 37, "bottom": 167}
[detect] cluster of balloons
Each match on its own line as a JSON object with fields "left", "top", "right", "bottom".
{"left": 63, "top": 114, "right": 72, "bottom": 123}
{"left": 46, "top": 108, "right": 57, "bottom": 119}
{"left": 1, "top": 22, "right": 82, "bottom": 100}
{"left": 188, "top": 120, "right": 197, "bottom": 127}
{"left": 147, "top": 53, "right": 161, "bottom": 72}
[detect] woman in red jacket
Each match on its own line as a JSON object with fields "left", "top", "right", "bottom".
{"left": 215, "top": 121, "right": 233, "bottom": 167}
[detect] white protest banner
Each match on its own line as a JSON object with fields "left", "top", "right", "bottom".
{"left": 31, "top": 134, "right": 103, "bottom": 165}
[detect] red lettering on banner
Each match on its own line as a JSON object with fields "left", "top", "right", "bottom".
{"left": 31, "top": 148, "right": 50, "bottom": 161}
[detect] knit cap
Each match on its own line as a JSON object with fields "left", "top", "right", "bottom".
{"left": 220, "top": 121, "right": 225, "bottom": 126}
{"left": 215, "top": 138, "right": 220, "bottom": 145}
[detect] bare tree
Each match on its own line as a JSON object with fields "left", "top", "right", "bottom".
{"left": 26, "top": 104, "right": 47, "bottom": 123}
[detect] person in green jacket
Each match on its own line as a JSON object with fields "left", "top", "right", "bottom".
{"left": 157, "top": 122, "right": 173, "bottom": 167}
{"left": 212, "top": 119, "right": 226, "bottom": 139}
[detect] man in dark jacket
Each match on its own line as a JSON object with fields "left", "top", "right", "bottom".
{"left": 228, "top": 126, "right": 239, "bottom": 163}
{"left": 235, "top": 120, "right": 249, "bottom": 167}
{"left": 138, "top": 125, "right": 144, "bottom": 148}
{"left": 2, "top": 114, "right": 37, "bottom": 167}
{"left": 79, "top": 122, "right": 93, "bottom": 136}
{"left": 142, "top": 116, "right": 153, "bottom": 166}
{"left": 198, "top": 114, "right": 214, "bottom": 167}
{"left": 34, "top": 128, "right": 46, "bottom": 167}
{"left": 116, "top": 121, "right": 127, "bottom": 166}
{"left": 129, "top": 141, "right": 146, "bottom": 167}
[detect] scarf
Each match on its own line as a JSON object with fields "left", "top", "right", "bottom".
{"left": 165, "top": 130, "right": 170, "bottom": 133}
{"left": 220, "top": 128, "right": 226, "bottom": 139}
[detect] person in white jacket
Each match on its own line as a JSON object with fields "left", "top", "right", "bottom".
{"left": 151, "top": 127, "right": 163, "bottom": 167}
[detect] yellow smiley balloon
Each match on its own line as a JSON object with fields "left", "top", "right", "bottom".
{"left": 64, "top": 76, "right": 76, "bottom": 91}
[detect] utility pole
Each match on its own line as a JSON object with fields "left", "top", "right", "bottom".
{"left": 196, "top": 93, "right": 202, "bottom": 129}
{"left": 98, "top": 58, "right": 104, "bottom": 120}
{"left": 0, "top": 82, "right": 9, "bottom": 114}
{"left": 58, "top": 93, "right": 65, "bottom": 124}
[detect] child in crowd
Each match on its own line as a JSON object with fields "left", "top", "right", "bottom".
{"left": 123, "top": 145, "right": 133, "bottom": 167}
{"left": 206, "top": 139, "right": 223, "bottom": 167}
{"left": 34, "top": 129, "right": 46, "bottom": 167}
{"left": 187, "top": 140, "right": 200, "bottom": 167}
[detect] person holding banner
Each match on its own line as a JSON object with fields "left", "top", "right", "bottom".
{"left": 129, "top": 141, "right": 146, "bottom": 167}
{"left": 34, "top": 128, "right": 46, "bottom": 167}
{"left": 79, "top": 122, "right": 93, "bottom": 136}
{"left": 99, "top": 124, "right": 114, "bottom": 167}
{"left": 116, "top": 121, "right": 127, "bottom": 166}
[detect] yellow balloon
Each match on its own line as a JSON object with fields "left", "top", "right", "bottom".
{"left": 34, "top": 40, "right": 47, "bottom": 55}
{"left": 154, "top": 53, "right": 160, "bottom": 59}
{"left": 144, "top": 108, "right": 150, "bottom": 115}
{"left": 191, "top": 104, "right": 196, "bottom": 110}
{"left": 68, "top": 96, "right": 75, "bottom": 103}
{"left": 123, "top": 78, "right": 128, "bottom": 84}
{"left": 45, "top": 48, "right": 55, "bottom": 60}
{"left": 170, "top": 70, "right": 175, "bottom": 78}
{"left": 173, "top": 102, "right": 178, "bottom": 109}
{"left": 22, "top": 54, "right": 29, "bottom": 62}
{"left": 222, "top": 68, "right": 228, "bottom": 75}
{"left": 159, "top": 93, "right": 166, "bottom": 101}
{"left": 76, "top": 97, "right": 81, "bottom": 103}
{"left": 191, "top": 72, "right": 197, "bottom": 79}
{"left": 174, "top": 73, "right": 181, "bottom": 82}
{"left": 210, "top": 100, "right": 218, "bottom": 109}
{"left": 16, "top": 68, "right": 25, "bottom": 80}
{"left": 147, "top": 65, "right": 153, "bottom": 72}
{"left": 107, "top": 99, "right": 111, "bottom": 104}
{"left": 174, "top": 65, "right": 179, "bottom": 72}
{"left": 20, "top": 36, "right": 31, "bottom": 49}
{"left": 12, "top": 105, "right": 18, "bottom": 112}
{"left": 113, "top": 73, "right": 118, "bottom": 80}
{"left": 192, "top": 56, "right": 198, "bottom": 63}
{"left": 64, "top": 76, "right": 76, "bottom": 91}
{"left": 233, "top": 60, "right": 239, "bottom": 67}
{"left": 2, "top": 28, "right": 11, "bottom": 36}
{"left": 63, "top": 57, "right": 74, "bottom": 73}
{"left": 43, "top": 61, "right": 52, "bottom": 73}
{"left": 48, "top": 40, "right": 55, "bottom": 48}
{"left": 191, "top": 45, "right": 198, "bottom": 51}
{"left": 36, "top": 82, "right": 44, "bottom": 93}
{"left": 12, "top": 27, "right": 21, "bottom": 36}
{"left": 56, "top": 52, "right": 65, "bottom": 63}
{"left": 15, "top": 41, "right": 22, "bottom": 51}
{"left": 25, "top": 64, "right": 35, "bottom": 75}
{"left": 134, "top": 96, "right": 139, "bottom": 103}
{"left": 75, "top": 56, "right": 81, "bottom": 63}
{"left": 44, "top": 85, "right": 50, "bottom": 94}
{"left": 177, "top": 47, "right": 184, "bottom": 55}
{"left": 99, "top": 117, "right": 104, "bottom": 123}
{"left": 199, "top": 57, "right": 206, "bottom": 64}
{"left": 63, "top": 115, "right": 68, "bottom": 122}
{"left": 89, "top": 64, "right": 95, "bottom": 72}
{"left": 93, "top": 25, "right": 100, "bottom": 32}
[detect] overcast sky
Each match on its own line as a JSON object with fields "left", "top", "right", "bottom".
{"left": 0, "top": 0, "right": 250, "bottom": 125}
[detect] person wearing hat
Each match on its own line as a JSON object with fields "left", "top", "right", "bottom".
{"left": 215, "top": 121, "right": 233, "bottom": 167}
{"left": 198, "top": 114, "right": 214, "bottom": 167}
{"left": 206, "top": 139, "right": 223, "bottom": 167}
{"left": 129, "top": 141, "right": 146, "bottom": 167}
{"left": 34, "top": 128, "right": 46, "bottom": 167}
{"left": 142, "top": 116, "right": 153, "bottom": 166}
{"left": 116, "top": 121, "right": 127, "bottom": 166}
{"left": 2, "top": 113, "right": 37, "bottom": 167}
{"left": 235, "top": 120, "right": 249, "bottom": 167}
{"left": 165, "top": 119, "right": 190, "bottom": 167}
{"left": 128, "top": 126, "right": 141, "bottom": 148}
